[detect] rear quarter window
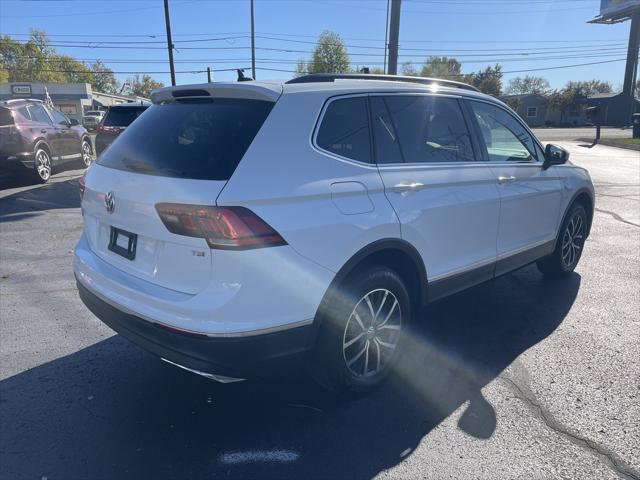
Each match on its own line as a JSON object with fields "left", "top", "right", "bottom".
{"left": 0, "top": 108, "right": 14, "bottom": 126}
{"left": 316, "top": 96, "right": 371, "bottom": 163}
{"left": 97, "top": 98, "right": 274, "bottom": 181}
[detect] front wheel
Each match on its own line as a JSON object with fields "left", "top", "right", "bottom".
{"left": 310, "top": 265, "right": 410, "bottom": 396}
{"left": 537, "top": 203, "right": 587, "bottom": 277}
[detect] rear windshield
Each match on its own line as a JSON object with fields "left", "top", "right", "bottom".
{"left": 85, "top": 111, "right": 102, "bottom": 117}
{"left": 97, "top": 99, "right": 274, "bottom": 180}
{"left": 0, "top": 108, "right": 14, "bottom": 126}
{"left": 102, "top": 106, "right": 147, "bottom": 127}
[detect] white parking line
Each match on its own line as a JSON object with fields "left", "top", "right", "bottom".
{"left": 219, "top": 449, "right": 300, "bottom": 465}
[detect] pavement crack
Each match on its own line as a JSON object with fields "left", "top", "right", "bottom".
{"left": 594, "top": 208, "right": 640, "bottom": 228}
{"left": 499, "top": 374, "right": 640, "bottom": 480}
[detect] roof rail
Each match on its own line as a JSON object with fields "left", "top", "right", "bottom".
{"left": 286, "top": 73, "right": 480, "bottom": 92}
{"left": 3, "top": 98, "right": 43, "bottom": 104}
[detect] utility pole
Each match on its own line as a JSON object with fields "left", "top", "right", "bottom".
{"left": 387, "top": 0, "right": 401, "bottom": 75}
{"left": 163, "top": 0, "right": 176, "bottom": 86}
{"left": 622, "top": 12, "right": 639, "bottom": 122}
{"left": 207, "top": 67, "right": 212, "bottom": 83}
{"left": 250, "top": 0, "right": 256, "bottom": 79}
{"left": 383, "top": 0, "right": 390, "bottom": 74}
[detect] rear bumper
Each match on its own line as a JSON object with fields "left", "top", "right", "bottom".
{"left": 77, "top": 280, "right": 315, "bottom": 378}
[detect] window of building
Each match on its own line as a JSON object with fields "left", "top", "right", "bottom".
{"left": 526, "top": 106, "right": 538, "bottom": 118}
{"left": 316, "top": 97, "right": 371, "bottom": 163}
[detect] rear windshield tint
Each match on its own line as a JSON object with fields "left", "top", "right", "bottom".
{"left": 97, "top": 99, "right": 274, "bottom": 180}
{"left": 0, "top": 108, "right": 14, "bottom": 126}
{"left": 102, "top": 106, "right": 147, "bottom": 127}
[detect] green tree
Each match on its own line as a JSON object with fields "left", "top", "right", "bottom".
{"left": 464, "top": 64, "right": 503, "bottom": 96}
{"left": 127, "top": 74, "right": 164, "bottom": 98}
{"left": 505, "top": 75, "right": 551, "bottom": 95}
{"left": 297, "top": 30, "right": 350, "bottom": 74}
{"left": 401, "top": 61, "right": 419, "bottom": 76}
{"left": 565, "top": 79, "right": 612, "bottom": 96}
{"left": 54, "top": 55, "right": 93, "bottom": 84}
{"left": 90, "top": 60, "right": 118, "bottom": 93}
{"left": 420, "top": 56, "right": 462, "bottom": 79}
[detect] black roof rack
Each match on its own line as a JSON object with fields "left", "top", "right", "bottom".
{"left": 286, "top": 73, "right": 480, "bottom": 92}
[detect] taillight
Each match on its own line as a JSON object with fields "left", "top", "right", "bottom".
{"left": 155, "top": 203, "right": 287, "bottom": 250}
{"left": 79, "top": 172, "right": 86, "bottom": 200}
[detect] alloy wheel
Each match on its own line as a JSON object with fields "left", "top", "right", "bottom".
{"left": 82, "top": 141, "right": 92, "bottom": 166}
{"left": 561, "top": 212, "right": 585, "bottom": 269}
{"left": 342, "top": 288, "right": 402, "bottom": 378}
{"left": 36, "top": 150, "right": 51, "bottom": 181}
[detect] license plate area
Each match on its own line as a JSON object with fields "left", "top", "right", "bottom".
{"left": 108, "top": 226, "right": 137, "bottom": 260}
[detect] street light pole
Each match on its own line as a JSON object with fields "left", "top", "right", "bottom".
{"left": 250, "top": 0, "right": 256, "bottom": 79}
{"left": 387, "top": 0, "right": 401, "bottom": 75}
{"left": 164, "top": 0, "right": 176, "bottom": 86}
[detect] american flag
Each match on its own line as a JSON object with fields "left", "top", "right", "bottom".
{"left": 43, "top": 86, "right": 54, "bottom": 108}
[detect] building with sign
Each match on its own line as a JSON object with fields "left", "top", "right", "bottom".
{"left": 0, "top": 82, "right": 148, "bottom": 123}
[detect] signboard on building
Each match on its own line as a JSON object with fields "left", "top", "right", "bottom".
{"left": 11, "top": 84, "right": 32, "bottom": 96}
{"left": 598, "top": 0, "right": 640, "bottom": 20}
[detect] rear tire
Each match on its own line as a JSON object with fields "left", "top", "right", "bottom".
{"left": 80, "top": 139, "right": 93, "bottom": 167}
{"left": 537, "top": 203, "right": 587, "bottom": 277}
{"left": 33, "top": 147, "right": 52, "bottom": 183}
{"left": 310, "top": 265, "right": 411, "bottom": 396}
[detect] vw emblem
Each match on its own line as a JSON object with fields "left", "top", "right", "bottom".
{"left": 105, "top": 191, "right": 115, "bottom": 214}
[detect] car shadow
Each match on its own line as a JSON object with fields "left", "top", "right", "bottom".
{"left": 0, "top": 161, "right": 85, "bottom": 192}
{"left": 0, "top": 267, "right": 580, "bottom": 480}
{"left": 0, "top": 177, "right": 81, "bottom": 222}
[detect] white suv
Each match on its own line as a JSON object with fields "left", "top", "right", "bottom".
{"left": 74, "top": 74, "right": 594, "bottom": 395}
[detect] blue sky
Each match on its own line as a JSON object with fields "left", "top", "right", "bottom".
{"left": 0, "top": 0, "right": 635, "bottom": 90}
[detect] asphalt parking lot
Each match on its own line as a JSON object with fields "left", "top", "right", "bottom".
{"left": 0, "top": 141, "right": 638, "bottom": 480}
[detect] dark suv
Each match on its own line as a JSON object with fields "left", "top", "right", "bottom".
{"left": 0, "top": 99, "right": 92, "bottom": 183}
{"left": 95, "top": 103, "right": 149, "bottom": 156}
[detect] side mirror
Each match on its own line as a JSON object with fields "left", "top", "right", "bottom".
{"left": 544, "top": 144, "right": 569, "bottom": 169}
{"left": 68, "top": 118, "right": 79, "bottom": 126}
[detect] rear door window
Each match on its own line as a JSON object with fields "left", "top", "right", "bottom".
{"left": 27, "top": 104, "right": 51, "bottom": 124}
{"left": 376, "top": 95, "right": 474, "bottom": 164}
{"left": 316, "top": 96, "right": 371, "bottom": 163}
{"left": 102, "top": 107, "right": 147, "bottom": 127}
{"left": 97, "top": 99, "right": 274, "bottom": 181}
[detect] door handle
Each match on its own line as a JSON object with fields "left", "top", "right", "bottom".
{"left": 497, "top": 175, "right": 516, "bottom": 184}
{"left": 40, "top": 129, "right": 47, "bottom": 133}
{"left": 394, "top": 181, "right": 424, "bottom": 190}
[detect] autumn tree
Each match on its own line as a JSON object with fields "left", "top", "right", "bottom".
{"left": 127, "top": 74, "right": 164, "bottom": 98}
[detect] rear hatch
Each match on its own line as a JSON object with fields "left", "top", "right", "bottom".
{"left": 82, "top": 88, "right": 277, "bottom": 294}
{"left": 98, "top": 105, "right": 147, "bottom": 135}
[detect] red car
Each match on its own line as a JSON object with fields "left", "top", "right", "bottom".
{"left": 95, "top": 103, "right": 149, "bottom": 157}
{"left": 0, "top": 99, "right": 92, "bottom": 183}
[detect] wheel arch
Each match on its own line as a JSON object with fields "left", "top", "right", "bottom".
{"left": 312, "top": 238, "right": 428, "bottom": 341}
{"left": 554, "top": 188, "right": 594, "bottom": 250}
{"left": 33, "top": 139, "right": 51, "bottom": 157}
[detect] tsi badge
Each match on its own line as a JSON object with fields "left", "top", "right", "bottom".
{"left": 105, "top": 191, "right": 115, "bottom": 214}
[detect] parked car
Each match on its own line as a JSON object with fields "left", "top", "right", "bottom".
{"left": 0, "top": 99, "right": 93, "bottom": 182}
{"left": 75, "top": 74, "right": 594, "bottom": 395}
{"left": 95, "top": 103, "right": 149, "bottom": 156}
{"left": 82, "top": 110, "right": 105, "bottom": 131}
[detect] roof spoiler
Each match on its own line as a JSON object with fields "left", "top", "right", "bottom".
{"left": 286, "top": 73, "right": 480, "bottom": 92}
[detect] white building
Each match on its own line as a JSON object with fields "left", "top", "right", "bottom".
{"left": 0, "top": 82, "right": 148, "bottom": 123}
